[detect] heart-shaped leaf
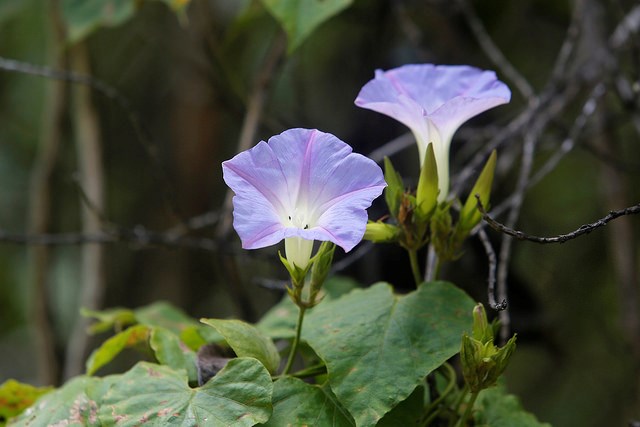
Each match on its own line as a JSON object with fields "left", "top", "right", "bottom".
{"left": 8, "top": 376, "right": 102, "bottom": 427}
{"left": 98, "top": 359, "right": 272, "bottom": 426}
{"left": 264, "top": 377, "right": 355, "bottom": 426}
{"left": 260, "top": 0, "right": 353, "bottom": 52}
{"left": 304, "top": 281, "right": 474, "bottom": 426}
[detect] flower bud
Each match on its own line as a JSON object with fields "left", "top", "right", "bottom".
{"left": 460, "top": 303, "right": 517, "bottom": 393}
{"left": 459, "top": 150, "right": 497, "bottom": 232}
{"left": 364, "top": 221, "right": 400, "bottom": 243}
{"left": 416, "top": 143, "right": 439, "bottom": 220}
{"left": 383, "top": 157, "right": 404, "bottom": 219}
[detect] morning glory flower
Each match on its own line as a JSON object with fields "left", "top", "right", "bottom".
{"left": 222, "top": 128, "right": 386, "bottom": 269}
{"left": 355, "top": 64, "right": 511, "bottom": 201}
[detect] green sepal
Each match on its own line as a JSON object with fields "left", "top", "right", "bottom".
{"left": 459, "top": 150, "right": 497, "bottom": 231}
{"left": 383, "top": 157, "right": 404, "bottom": 219}
{"left": 364, "top": 221, "right": 400, "bottom": 243}
{"left": 461, "top": 323, "right": 517, "bottom": 393}
{"left": 279, "top": 251, "right": 310, "bottom": 288}
{"left": 416, "top": 143, "right": 439, "bottom": 220}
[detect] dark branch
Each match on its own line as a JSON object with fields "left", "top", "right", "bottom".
{"left": 477, "top": 228, "right": 507, "bottom": 311}
{"left": 476, "top": 195, "right": 640, "bottom": 244}
{"left": 0, "top": 227, "right": 221, "bottom": 252}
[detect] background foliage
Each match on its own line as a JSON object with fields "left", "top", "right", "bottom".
{"left": 0, "top": 0, "right": 639, "bottom": 426}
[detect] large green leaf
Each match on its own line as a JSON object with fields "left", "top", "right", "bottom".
{"left": 304, "top": 281, "right": 474, "bottom": 426}
{"left": 0, "top": 380, "right": 52, "bottom": 425}
{"left": 8, "top": 376, "right": 102, "bottom": 427}
{"left": 98, "top": 359, "right": 272, "bottom": 426}
{"left": 264, "top": 377, "right": 355, "bottom": 426}
{"left": 475, "top": 385, "right": 551, "bottom": 427}
{"left": 376, "top": 385, "right": 424, "bottom": 426}
{"left": 260, "top": 0, "right": 353, "bottom": 53}
{"left": 200, "top": 318, "right": 280, "bottom": 374}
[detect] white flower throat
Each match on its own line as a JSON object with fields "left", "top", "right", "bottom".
{"left": 284, "top": 207, "right": 314, "bottom": 269}
{"left": 287, "top": 207, "right": 312, "bottom": 229}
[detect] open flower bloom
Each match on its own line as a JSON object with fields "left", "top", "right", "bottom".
{"left": 222, "top": 128, "right": 386, "bottom": 269}
{"left": 355, "top": 64, "right": 511, "bottom": 201}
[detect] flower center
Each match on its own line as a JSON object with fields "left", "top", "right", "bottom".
{"left": 287, "top": 207, "right": 311, "bottom": 230}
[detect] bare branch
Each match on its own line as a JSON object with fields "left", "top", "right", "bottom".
{"left": 477, "top": 228, "right": 507, "bottom": 311}
{"left": 477, "top": 195, "right": 640, "bottom": 244}
{"left": 0, "top": 227, "right": 221, "bottom": 252}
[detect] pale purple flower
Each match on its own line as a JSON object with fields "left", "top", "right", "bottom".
{"left": 222, "top": 128, "right": 386, "bottom": 268}
{"left": 355, "top": 64, "right": 511, "bottom": 201}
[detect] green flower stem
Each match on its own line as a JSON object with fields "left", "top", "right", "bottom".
{"left": 425, "top": 244, "right": 441, "bottom": 281}
{"left": 421, "top": 363, "right": 457, "bottom": 426}
{"left": 448, "top": 384, "right": 469, "bottom": 427}
{"left": 408, "top": 249, "right": 422, "bottom": 286}
{"left": 454, "top": 389, "right": 479, "bottom": 427}
{"left": 283, "top": 304, "right": 307, "bottom": 375}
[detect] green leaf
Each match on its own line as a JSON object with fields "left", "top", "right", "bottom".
{"left": 97, "top": 359, "right": 273, "bottom": 426}
{"left": 200, "top": 318, "right": 280, "bottom": 374}
{"left": 85, "top": 324, "right": 151, "bottom": 375}
{"left": 8, "top": 376, "right": 102, "bottom": 427}
{"left": 304, "top": 282, "right": 474, "bottom": 426}
{"left": 475, "top": 385, "right": 551, "bottom": 427}
{"left": 150, "top": 327, "right": 198, "bottom": 383}
{"left": 261, "top": 0, "right": 353, "bottom": 53}
{"left": 0, "top": 380, "right": 52, "bottom": 424}
{"left": 179, "top": 324, "right": 224, "bottom": 351}
{"left": 264, "top": 377, "right": 355, "bottom": 426}
{"left": 81, "top": 306, "right": 136, "bottom": 334}
{"left": 62, "top": 0, "right": 136, "bottom": 43}
{"left": 376, "top": 385, "right": 424, "bottom": 426}
{"left": 134, "top": 301, "right": 200, "bottom": 333}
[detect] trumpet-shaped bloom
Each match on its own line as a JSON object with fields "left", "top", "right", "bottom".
{"left": 222, "top": 128, "right": 386, "bottom": 268}
{"left": 355, "top": 64, "right": 511, "bottom": 201}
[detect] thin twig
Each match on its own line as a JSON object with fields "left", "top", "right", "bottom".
{"left": 477, "top": 196, "right": 640, "bottom": 244}
{"left": 477, "top": 228, "right": 506, "bottom": 311}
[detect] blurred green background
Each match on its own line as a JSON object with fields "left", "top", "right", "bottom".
{"left": 0, "top": 0, "right": 639, "bottom": 426}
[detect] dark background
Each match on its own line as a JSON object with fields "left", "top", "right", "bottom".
{"left": 0, "top": 0, "right": 639, "bottom": 425}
